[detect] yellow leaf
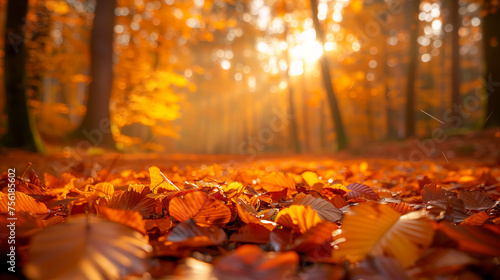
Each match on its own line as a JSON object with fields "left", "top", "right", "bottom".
{"left": 149, "top": 166, "right": 179, "bottom": 193}
{"left": 275, "top": 205, "right": 322, "bottom": 234}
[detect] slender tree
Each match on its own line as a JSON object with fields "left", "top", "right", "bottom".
{"left": 483, "top": 0, "right": 500, "bottom": 127}
{"left": 449, "top": 0, "right": 461, "bottom": 126}
{"left": 74, "top": 0, "right": 117, "bottom": 148}
{"left": 310, "top": 0, "right": 348, "bottom": 150}
{"left": 404, "top": 0, "right": 420, "bottom": 138}
{"left": 2, "top": 0, "right": 46, "bottom": 153}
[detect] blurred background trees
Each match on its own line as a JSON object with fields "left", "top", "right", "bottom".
{"left": 0, "top": 0, "right": 494, "bottom": 154}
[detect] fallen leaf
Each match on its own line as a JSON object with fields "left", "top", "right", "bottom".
{"left": 24, "top": 215, "right": 152, "bottom": 280}
{"left": 292, "top": 193, "right": 342, "bottom": 222}
{"left": 169, "top": 190, "right": 231, "bottom": 227}
{"left": 334, "top": 202, "right": 433, "bottom": 267}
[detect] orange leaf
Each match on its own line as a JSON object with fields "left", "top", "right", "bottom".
{"left": 144, "top": 217, "right": 172, "bottom": 235}
{"left": 107, "top": 188, "right": 157, "bottom": 218}
{"left": 0, "top": 192, "right": 48, "bottom": 215}
{"left": 214, "top": 245, "right": 298, "bottom": 280}
{"left": 229, "top": 223, "right": 271, "bottom": 244}
{"left": 259, "top": 172, "right": 296, "bottom": 193}
{"left": 387, "top": 202, "right": 412, "bottom": 215}
{"left": 289, "top": 222, "right": 338, "bottom": 260}
{"left": 169, "top": 190, "right": 231, "bottom": 227}
{"left": 235, "top": 198, "right": 277, "bottom": 231}
{"left": 437, "top": 222, "right": 500, "bottom": 257}
{"left": 334, "top": 202, "right": 433, "bottom": 267}
{"left": 321, "top": 184, "right": 350, "bottom": 197}
{"left": 98, "top": 206, "right": 146, "bottom": 235}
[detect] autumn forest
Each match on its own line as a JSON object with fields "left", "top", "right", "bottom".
{"left": 1, "top": 0, "right": 500, "bottom": 279}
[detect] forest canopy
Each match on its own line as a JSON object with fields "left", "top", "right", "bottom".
{"left": 0, "top": 0, "right": 498, "bottom": 154}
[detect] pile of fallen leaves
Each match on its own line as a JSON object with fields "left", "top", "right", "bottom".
{"left": 1, "top": 158, "right": 500, "bottom": 279}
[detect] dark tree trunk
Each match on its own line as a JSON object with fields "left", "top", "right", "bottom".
{"left": 483, "top": 1, "right": 500, "bottom": 127}
{"left": 310, "top": 0, "right": 348, "bottom": 150}
{"left": 450, "top": 0, "right": 461, "bottom": 126}
{"left": 75, "top": 0, "right": 117, "bottom": 148}
{"left": 2, "top": 0, "right": 46, "bottom": 152}
{"left": 404, "top": 0, "right": 420, "bottom": 138}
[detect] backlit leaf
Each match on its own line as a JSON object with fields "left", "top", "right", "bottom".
{"left": 149, "top": 166, "right": 179, "bottom": 193}
{"left": 275, "top": 205, "right": 322, "bottom": 234}
{"left": 169, "top": 190, "right": 231, "bottom": 227}
{"left": 334, "top": 202, "right": 433, "bottom": 267}
{"left": 24, "top": 215, "right": 152, "bottom": 280}
{"left": 0, "top": 192, "right": 48, "bottom": 215}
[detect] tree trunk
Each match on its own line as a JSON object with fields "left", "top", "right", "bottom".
{"left": 449, "top": 0, "right": 461, "bottom": 126}
{"left": 310, "top": 0, "right": 348, "bottom": 150}
{"left": 383, "top": 44, "right": 396, "bottom": 139}
{"left": 404, "top": 0, "right": 420, "bottom": 138}
{"left": 75, "top": 0, "right": 117, "bottom": 148}
{"left": 483, "top": 0, "right": 500, "bottom": 127}
{"left": 2, "top": 0, "right": 46, "bottom": 153}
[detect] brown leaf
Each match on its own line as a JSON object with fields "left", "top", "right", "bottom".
{"left": 422, "top": 184, "right": 446, "bottom": 203}
{"left": 162, "top": 219, "right": 227, "bottom": 247}
{"left": 292, "top": 193, "right": 342, "bottom": 222}
{"left": 458, "top": 190, "right": 495, "bottom": 211}
{"left": 345, "top": 183, "right": 380, "bottom": 201}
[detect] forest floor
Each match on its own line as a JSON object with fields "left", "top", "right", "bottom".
{"left": 1, "top": 128, "right": 499, "bottom": 279}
